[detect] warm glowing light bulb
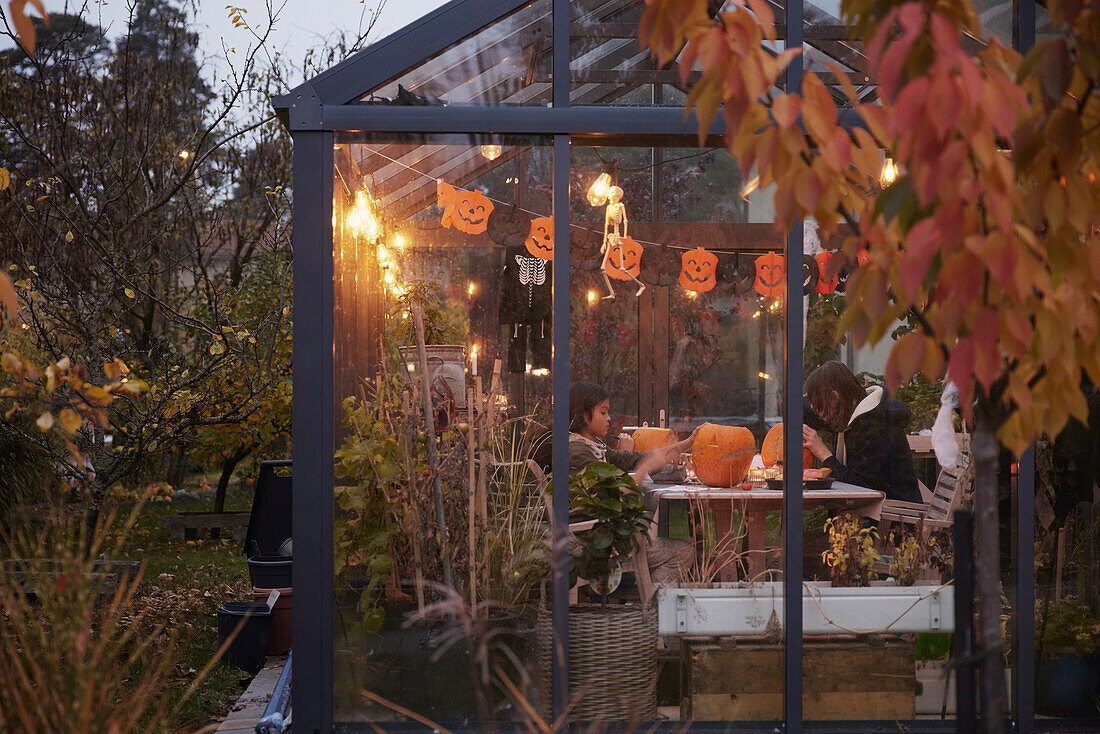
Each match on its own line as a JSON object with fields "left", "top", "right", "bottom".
{"left": 393, "top": 233, "right": 405, "bottom": 249}
{"left": 880, "top": 157, "right": 899, "bottom": 187}
{"left": 686, "top": 290, "right": 698, "bottom": 299}
{"left": 349, "top": 189, "right": 382, "bottom": 242}
{"left": 467, "top": 282, "right": 477, "bottom": 296}
{"left": 587, "top": 172, "right": 612, "bottom": 206}
{"left": 480, "top": 144, "right": 502, "bottom": 161}
{"left": 586, "top": 290, "right": 597, "bottom": 304}
{"left": 758, "top": 371, "right": 771, "bottom": 380}
{"left": 178, "top": 150, "right": 191, "bottom": 160}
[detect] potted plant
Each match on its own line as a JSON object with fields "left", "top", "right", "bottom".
{"left": 537, "top": 462, "right": 659, "bottom": 722}
{"left": 1037, "top": 598, "right": 1100, "bottom": 716}
{"left": 389, "top": 281, "right": 468, "bottom": 407}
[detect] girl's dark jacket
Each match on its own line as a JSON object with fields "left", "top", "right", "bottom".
{"left": 806, "top": 386, "right": 923, "bottom": 504}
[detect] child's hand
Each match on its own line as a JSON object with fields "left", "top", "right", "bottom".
{"left": 617, "top": 432, "right": 634, "bottom": 451}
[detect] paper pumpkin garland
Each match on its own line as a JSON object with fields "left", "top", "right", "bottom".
{"left": 602, "top": 236, "right": 644, "bottom": 281}
{"left": 486, "top": 204, "right": 530, "bottom": 246}
{"left": 678, "top": 246, "right": 719, "bottom": 293}
{"left": 525, "top": 217, "right": 553, "bottom": 260}
{"left": 437, "top": 179, "right": 493, "bottom": 235}
{"left": 815, "top": 250, "right": 838, "bottom": 294}
{"left": 754, "top": 251, "right": 785, "bottom": 297}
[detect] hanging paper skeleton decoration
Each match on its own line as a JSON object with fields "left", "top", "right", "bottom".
{"left": 438, "top": 179, "right": 494, "bottom": 235}
{"left": 498, "top": 242, "right": 552, "bottom": 373}
{"left": 599, "top": 186, "right": 646, "bottom": 298}
{"left": 678, "top": 247, "right": 719, "bottom": 293}
{"left": 525, "top": 217, "right": 554, "bottom": 260}
{"left": 754, "top": 251, "right": 785, "bottom": 297}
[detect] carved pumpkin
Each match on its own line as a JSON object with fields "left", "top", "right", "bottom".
{"left": 814, "top": 251, "right": 838, "bottom": 294}
{"left": 632, "top": 427, "right": 676, "bottom": 454}
{"left": 692, "top": 423, "right": 755, "bottom": 487}
{"left": 760, "top": 423, "right": 815, "bottom": 468}
{"left": 438, "top": 179, "right": 493, "bottom": 235}
{"left": 603, "top": 236, "right": 644, "bottom": 281}
{"left": 754, "top": 251, "right": 785, "bottom": 297}
{"left": 525, "top": 217, "right": 554, "bottom": 260}
{"left": 678, "top": 247, "right": 719, "bottom": 293}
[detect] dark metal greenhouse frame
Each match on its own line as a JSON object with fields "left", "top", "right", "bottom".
{"left": 273, "top": 0, "right": 1041, "bottom": 730}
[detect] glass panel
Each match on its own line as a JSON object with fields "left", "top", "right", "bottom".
{"left": 570, "top": 139, "right": 785, "bottom": 725}
{"left": 332, "top": 134, "right": 553, "bottom": 728}
{"left": 1035, "top": 415, "right": 1100, "bottom": 724}
{"left": 360, "top": 0, "right": 551, "bottom": 106}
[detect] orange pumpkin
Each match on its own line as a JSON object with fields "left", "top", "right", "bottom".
{"left": 631, "top": 427, "right": 676, "bottom": 454}
{"left": 691, "top": 423, "right": 755, "bottom": 488}
{"left": 761, "top": 423, "right": 815, "bottom": 468}
{"left": 678, "top": 246, "right": 718, "bottom": 293}
{"left": 525, "top": 217, "right": 554, "bottom": 260}
{"left": 754, "top": 251, "right": 785, "bottom": 297}
{"left": 603, "top": 236, "right": 644, "bottom": 281}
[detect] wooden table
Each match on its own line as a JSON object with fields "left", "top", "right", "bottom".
{"left": 649, "top": 482, "right": 885, "bottom": 581}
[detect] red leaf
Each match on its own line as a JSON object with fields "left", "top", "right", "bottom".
{"left": 772, "top": 93, "right": 800, "bottom": 128}
{"left": 899, "top": 218, "right": 938, "bottom": 299}
{"left": 947, "top": 337, "right": 976, "bottom": 405}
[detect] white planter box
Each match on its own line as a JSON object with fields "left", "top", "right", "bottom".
{"left": 656, "top": 581, "right": 954, "bottom": 636}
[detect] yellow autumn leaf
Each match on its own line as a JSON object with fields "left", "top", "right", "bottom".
{"left": 282, "top": 306, "right": 289, "bottom": 316}
{"left": 82, "top": 385, "right": 113, "bottom": 407}
{"left": 124, "top": 288, "right": 136, "bottom": 299}
{"left": 59, "top": 408, "right": 83, "bottom": 434}
{"left": 0, "top": 167, "right": 9, "bottom": 191}
{"left": 65, "top": 231, "right": 74, "bottom": 243}
{"left": 209, "top": 341, "right": 226, "bottom": 355}
{"left": 0, "top": 271, "right": 18, "bottom": 324}
{"left": 36, "top": 411, "right": 54, "bottom": 432}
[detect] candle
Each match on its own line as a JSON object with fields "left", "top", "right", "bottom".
{"left": 471, "top": 344, "right": 478, "bottom": 377}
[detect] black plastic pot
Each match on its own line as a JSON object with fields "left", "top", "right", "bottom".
{"left": 217, "top": 602, "right": 273, "bottom": 675}
{"left": 1038, "top": 652, "right": 1100, "bottom": 716}
{"left": 248, "top": 555, "right": 292, "bottom": 589}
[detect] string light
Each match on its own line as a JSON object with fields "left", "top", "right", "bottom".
{"left": 347, "top": 188, "right": 382, "bottom": 242}
{"left": 480, "top": 144, "right": 502, "bottom": 161}
{"left": 467, "top": 282, "right": 477, "bottom": 296}
{"left": 758, "top": 371, "right": 771, "bottom": 380}
{"left": 393, "top": 233, "right": 405, "bottom": 249}
{"left": 587, "top": 172, "right": 613, "bottom": 206}
{"left": 586, "top": 290, "right": 597, "bottom": 304}
{"left": 752, "top": 310, "right": 762, "bottom": 319}
{"left": 686, "top": 290, "right": 698, "bottom": 299}
{"left": 178, "top": 150, "right": 191, "bottom": 160}
{"left": 880, "top": 157, "right": 899, "bottom": 188}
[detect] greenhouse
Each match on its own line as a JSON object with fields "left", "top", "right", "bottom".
{"left": 273, "top": 0, "right": 1097, "bottom": 730}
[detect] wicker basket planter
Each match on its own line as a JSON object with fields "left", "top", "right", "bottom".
{"left": 536, "top": 603, "right": 657, "bottom": 723}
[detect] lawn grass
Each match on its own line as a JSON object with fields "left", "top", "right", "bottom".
{"left": 105, "top": 478, "right": 261, "bottom": 732}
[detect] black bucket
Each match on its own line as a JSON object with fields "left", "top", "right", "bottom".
{"left": 248, "top": 555, "right": 292, "bottom": 589}
{"left": 217, "top": 602, "right": 272, "bottom": 675}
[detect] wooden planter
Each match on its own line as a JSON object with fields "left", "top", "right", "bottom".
{"left": 682, "top": 637, "right": 915, "bottom": 721}
{"left": 536, "top": 604, "right": 657, "bottom": 723}
{"left": 656, "top": 581, "right": 953, "bottom": 636}
{"left": 3, "top": 558, "right": 142, "bottom": 600}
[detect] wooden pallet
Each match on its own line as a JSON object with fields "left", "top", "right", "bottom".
{"left": 681, "top": 637, "right": 915, "bottom": 721}
{"left": 163, "top": 511, "right": 251, "bottom": 540}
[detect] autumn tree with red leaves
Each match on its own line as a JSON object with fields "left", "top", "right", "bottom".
{"left": 642, "top": 0, "right": 1100, "bottom": 729}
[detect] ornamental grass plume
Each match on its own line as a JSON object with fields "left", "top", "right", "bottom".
{"left": 0, "top": 491, "right": 229, "bottom": 733}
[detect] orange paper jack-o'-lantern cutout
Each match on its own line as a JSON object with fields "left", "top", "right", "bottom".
{"left": 678, "top": 246, "right": 719, "bottom": 293}
{"left": 603, "top": 236, "right": 644, "bottom": 281}
{"left": 438, "top": 180, "right": 494, "bottom": 235}
{"left": 754, "top": 251, "right": 785, "bottom": 297}
{"left": 815, "top": 251, "right": 838, "bottom": 294}
{"left": 525, "top": 217, "right": 554, "bottom": 260}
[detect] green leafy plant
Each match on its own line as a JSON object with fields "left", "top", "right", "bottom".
{"left": 549, "top": 462, "right": 653, "bottom": 604}
{"left": 333, "top": 393, "right": 408, "bottom": 633}
{"left": 1040, "top": 599, "right": 1100, "bottom": 656}
{"left": 887, "top": 517, "right": 936, "bottom": 586}
{"left": 821, "top": 515, "right": 879, "bottom": 587}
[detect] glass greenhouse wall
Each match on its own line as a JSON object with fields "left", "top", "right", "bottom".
{"left": 274, "top": 0, "right": 1089, "bottom": 731}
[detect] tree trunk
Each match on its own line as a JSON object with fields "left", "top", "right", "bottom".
{"left": 211, "top": 448, "right": 249, "bottom": 539}
{"left": 973, "top": 399, "right": 1006, "bottom": 733}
